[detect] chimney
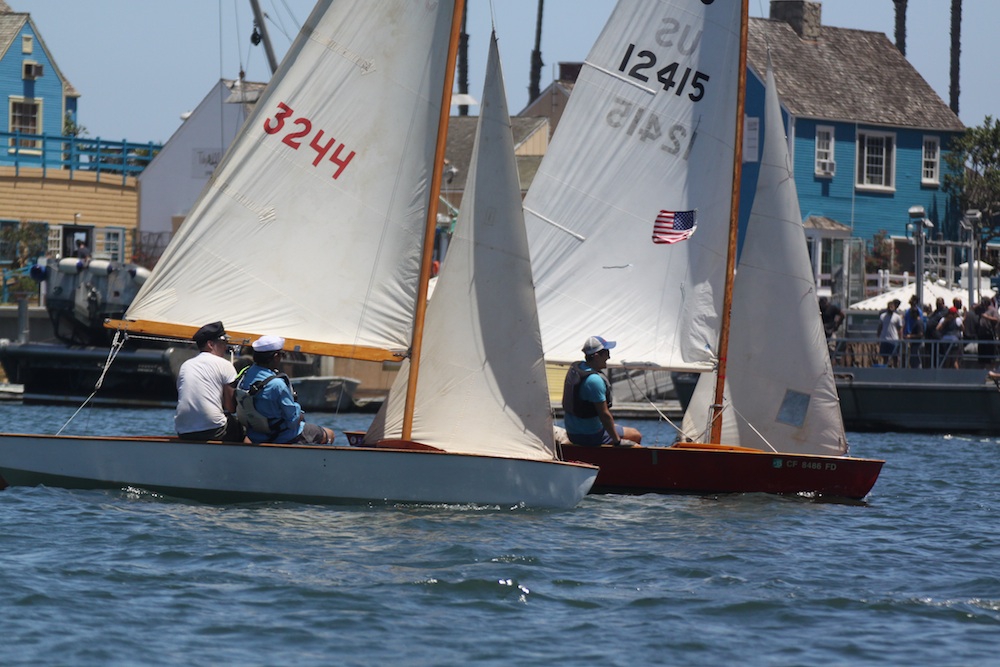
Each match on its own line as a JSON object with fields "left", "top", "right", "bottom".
{"left": 558, "top": 62, "right": 583, "bottom": 83}
{"left": 770, "top": 1, "right": 822, "bottom": 40}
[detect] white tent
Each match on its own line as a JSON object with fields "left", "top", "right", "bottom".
{"left": 958, "top": 259, "right": 994, "bottom": 272}
{"left": 848, "top": 280, "right": 969, "bottom": 313}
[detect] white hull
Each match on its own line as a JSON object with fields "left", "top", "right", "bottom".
{"left": 0, "top": 435, "right": 597, "bottom": 509}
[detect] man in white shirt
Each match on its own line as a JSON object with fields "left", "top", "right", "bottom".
{"left": 876, "top": 299, "right": 903, "bottom": 367}
{"left": 175, "top": 321, "right": 244, "bottom": 442}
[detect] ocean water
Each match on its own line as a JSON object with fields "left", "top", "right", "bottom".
{"left": 0, "top": 404, "right": 998, "bottom": 666}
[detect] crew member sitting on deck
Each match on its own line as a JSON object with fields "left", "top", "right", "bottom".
{"left": 235, "top": 335, "right": 335, "bottom": 445}
{"left": 175, "top": 321, "right": 245, "bottom": 442}
{"left": 561, "top": 336, "right": 642, "bottom": 447}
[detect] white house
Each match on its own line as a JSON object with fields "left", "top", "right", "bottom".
{"left": 137, "top": 79, "right": 266, "bottom": 258}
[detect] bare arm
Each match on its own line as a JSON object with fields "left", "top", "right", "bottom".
{"left": 222, "top": 383, "right": 236, "bottom": 413}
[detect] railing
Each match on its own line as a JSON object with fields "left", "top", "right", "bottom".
{"left": 1, "top": 131, "right": 161, "bottom": 186}
{"left": 827, "top": 334, "right": 993, "bottom": 370}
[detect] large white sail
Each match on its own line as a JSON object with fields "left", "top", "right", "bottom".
{"left": 125, "top": 0, "right": 456, "bottom": 357}
{"left": 366, "top": 34, "right": 555, "bottom": 460}
{"left": 525, "top": 0, "right": 742, "bottom": 369}
{"left": 681, "top": 64, "right": 847, "bottom": 456}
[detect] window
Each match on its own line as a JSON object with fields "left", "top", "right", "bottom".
{"left": 9, "top": 98, "right": 42, "bottom": 149}
{"left": 922, "top": 136, "right": 940, "bottom": 185}
{"left": 0, "top": 221, "right": 18, "bottom": 265}
{"left": 22, "top": 35, "right": 33, "bottom": 54}
{"left": 100, "top": 228, "right": 126, "bottom": 262}
{"left": 856, "top": 130, "right": 895, "bottom": 190}
{"left": 48, "top": 226, "right": 62, "bottom": 259}
{"left": 815, "top": 125, "right": 835, "bottom": 176}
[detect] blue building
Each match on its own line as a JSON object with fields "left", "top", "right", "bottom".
{"left": 0, "top": 0, "right": 78, "bottom": 147}
{"left": 742, "top": 1, "right": 965, "bottom": 306}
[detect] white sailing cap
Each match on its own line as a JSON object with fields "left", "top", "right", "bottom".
{"left": 252, "top": 335, "right": 285, "bottom": 352}
{"left": 582, "top": 336, "right": 616, "bottom": 356}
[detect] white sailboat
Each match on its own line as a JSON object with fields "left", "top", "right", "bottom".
{"left": 524, "top": 0, "right": 882, "bottom": 497}
{"left": 0, "top": 0, "right": 597, "bottom": 508}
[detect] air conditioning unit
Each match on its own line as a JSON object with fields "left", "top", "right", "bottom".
{"left": 816, "top": 159, "right": 836, "bottom": 176}
{"left": 22, "top": 62, "right": 43, "bottom": 79}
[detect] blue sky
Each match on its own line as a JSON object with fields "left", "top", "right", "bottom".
{"left": 16, "top": 0, "right": 997, "bottom": 144}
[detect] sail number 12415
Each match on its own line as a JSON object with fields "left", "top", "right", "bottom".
{"left": 618, "top": 43, "right": 709, "bottom": 102}
{"left": 263, "top": 102, "right": 356, "bottom": 180}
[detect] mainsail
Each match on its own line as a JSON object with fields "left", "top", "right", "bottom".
{"left": 524, "top": 0, "right": 743, "bottom": 370}
{"left": 124, "top": 1, "right": 457, "bottom": 360}
{"left": 366, "top": 34, "right": 555, "bottom": 461}
{"left": 680, "top": 64, "right": 848, "bottom": 456}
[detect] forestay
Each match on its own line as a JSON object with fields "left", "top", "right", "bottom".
{"left": 681, "top": 64, "right": 847, "bottom": 456}
{"left": 125, "top": 0, "right": 457, "bottom": 358}
{"left": 524, "top": 0, "right": 742, "bottom": 370}
{"left": 365, "top": 35, "right": 556, "bottom": 460}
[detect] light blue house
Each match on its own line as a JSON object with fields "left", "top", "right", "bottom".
{"left": 741, "top": 1, "right": 965, "bottom": 306}
{"left": 0, "top": 0, "right": 79, "bottom": 150}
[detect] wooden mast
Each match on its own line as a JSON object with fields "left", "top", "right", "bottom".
{"left": 709, "top": 0, "right": 749, "bottom": 444}
{"left": 402, "top": 0, "right": 466, "bottom": 440}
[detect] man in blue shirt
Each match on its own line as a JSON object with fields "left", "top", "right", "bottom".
{"left": 561, "top": 336, "right": 642, "bottom": 446}
{"left": 235, "top": 335, "right": 335, "bottom": 445}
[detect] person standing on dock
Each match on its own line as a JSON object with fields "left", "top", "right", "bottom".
{"left": 877, "top": 299, "right": 902, "bottom": 367}
{"left": 561, "top": 336, "right": 642, "bottom": 447}
{"left": 175, "top": 321, "right": 245, "bottom": 442}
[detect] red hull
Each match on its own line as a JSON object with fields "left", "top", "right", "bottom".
{"left": 562, "top": 442, "right": 883, "bottom": 500}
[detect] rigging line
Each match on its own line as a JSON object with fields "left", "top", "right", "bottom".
{"left": 56, "top": 330, "right": 128, "bottom": 436}
{"left": 727, "top": 402, "right": 779, "bottom": 453}
{"left": 266, "top": 0, "right": 296, "bottom": 41}
{"left": 620, "top": 367, "right": 682, "bottom": 431}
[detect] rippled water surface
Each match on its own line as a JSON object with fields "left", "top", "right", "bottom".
{"left": 0, "top": 404, "right": 997, "bottom": 666}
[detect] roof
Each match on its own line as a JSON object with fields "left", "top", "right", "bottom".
{"left": 0, "top": 4, "right": 79, "bottom": 97}
{"left": 444, "top": 115, "right": 549, "bottom": 191}
{"left": 805, "top": 214, "right": 851, "bottom": 233}
{"left": 748, "top": 17, "right": 964, "bottom": 132}
{"left": 849, "top": 280, "right": 969, "bottom": 312}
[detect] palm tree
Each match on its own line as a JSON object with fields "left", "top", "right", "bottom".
{"left": 950, "top": 0, "right": 962, "bottom": 115}
{"left": 529, "top": 0, "right": 545, "bottom": 103}
{"left": 893, "top": 0, "right": 907, "bottom": 55}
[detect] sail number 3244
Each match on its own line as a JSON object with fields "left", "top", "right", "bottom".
{"left": 263, "top": 102, "right": 356, "bottom": 180}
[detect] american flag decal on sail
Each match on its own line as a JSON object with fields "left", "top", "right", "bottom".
{"left": 652, "top": 209, "right": 697, "bottom": 245}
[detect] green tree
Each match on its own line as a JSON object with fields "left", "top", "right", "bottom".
{"left": 866, "top": 229, "right": 895, "bottom": 274}
{"left": 63, "top": 111, "right": 87, "bottom": 137}
{"left": 944, "top": 115, "right": 1000, "bottom": 244}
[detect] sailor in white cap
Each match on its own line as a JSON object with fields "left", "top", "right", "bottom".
{"left": 234, "top": 335, "right": 336, "bottom": 445}
{"left": 560, "top": 336, "right": 642, "bottom": 447}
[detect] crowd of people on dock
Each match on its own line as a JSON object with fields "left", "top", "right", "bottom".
{"left": 821, "top": 293, "right": 1000, "bottom": 372}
